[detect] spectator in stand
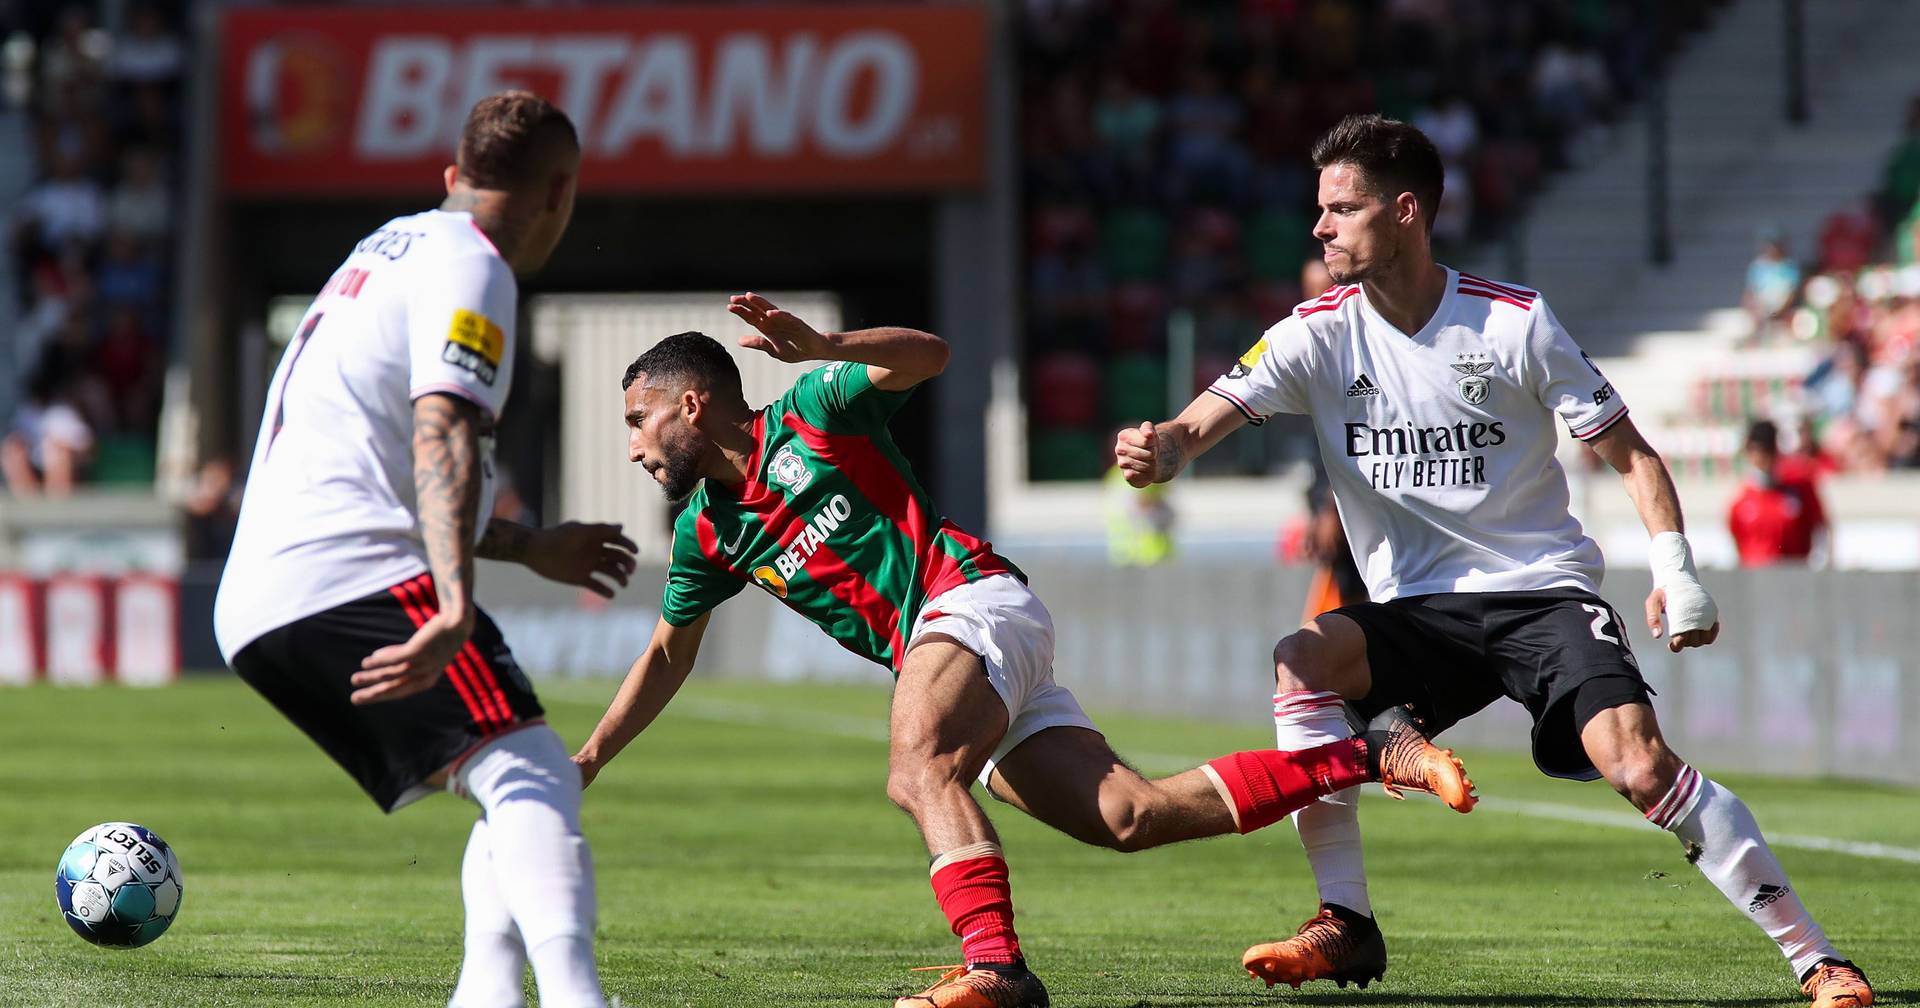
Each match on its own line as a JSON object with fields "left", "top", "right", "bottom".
{"left": 182, "top": 456, "right": 240, "bottom": 561}
{"left": 107, "top": 4, "right": 182, "bottom": 87}
{"left": 1728, "top": 420, "right": 1828, "bottom": 566}
{"left": 1873, "top": 353, "right": 1920, "bottom": 467}
{"left": 1817, "top": 201, "right": 1878, "bottom": 275}
{"left": 12, "top": 148, "right": 104, "bottom": 264}
{"left": 1880, "top": 95, "right": 1920, "bottom": 228}
{"left": 1017, "top": 0, "right": 1731, "bottom": 479}
{"left": 106, "top": 146, "right": 170, "bottom": 244}
{"left": 1300, "top": 256, "right": 1333, "bottom": 302}
{"left": 1414, "top": 88, "right": 1478, "bottom": 248}
{"left": 1, "top": 348, "right": 95, "bottom": 497}
{"left": 1743, "top": 227, "right": 1801, "bottom": 341}
{"left": 1804, "top": 339, "right": 1866, "bottom": 429}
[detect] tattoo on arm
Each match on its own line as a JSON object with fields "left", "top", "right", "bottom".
{"left": 477, "top": 518, "right": 533, "bottom": 563}
{"left": 1157, "top": 433, "right": 1187, "bottom": 483}
{"left": 413, "top": 393, "right": 484, "bottom": 619}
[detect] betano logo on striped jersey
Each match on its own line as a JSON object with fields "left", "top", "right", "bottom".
{"left": 769, "top": 493, "right": 855, "bottom": 585}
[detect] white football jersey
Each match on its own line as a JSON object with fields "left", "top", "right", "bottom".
{"left": 1209, "top": 267, "right": 1626, "bottom": 601}
{"left": 215, "top": 210, "right": 517, "bottom": 660}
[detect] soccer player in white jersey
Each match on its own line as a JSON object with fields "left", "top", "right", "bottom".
{"left": 214, "top": 92, "right": 636, "bottom": 1008}
{"left": 1115, "top": 115, "right": 1872, "bottom": 1008}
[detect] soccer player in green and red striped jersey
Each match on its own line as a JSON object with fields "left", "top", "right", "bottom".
{"left": 572, "top": 295, "right": 1477, "bottom": 1008}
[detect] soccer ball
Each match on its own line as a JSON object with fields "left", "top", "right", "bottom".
{"left": 54, "top": 822, "right": 183, "bottom": 948}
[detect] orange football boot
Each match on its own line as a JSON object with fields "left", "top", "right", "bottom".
{"left": 894, "top": 964, "right": 1049, "bottom": 1008}
{"left": 1801, "top": 959, "right": 1873, "bottom": 1008}
{"left": 1368, "top": 705, "right": 1477, "bottom": 812}
{"left": 1242, "top": 904, "right": 1386, "bottom": 990}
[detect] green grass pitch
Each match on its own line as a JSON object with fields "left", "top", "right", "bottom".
{"left": 2, "top": 676, "right": 1914, "bottom": 1007}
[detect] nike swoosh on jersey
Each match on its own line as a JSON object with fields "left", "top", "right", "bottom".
{"left": 721, "top": 525, "right": 748, "bottom": 555}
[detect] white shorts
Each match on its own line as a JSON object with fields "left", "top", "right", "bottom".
{"left": 906, "top": 574, "right": 1097, "bottom": 789}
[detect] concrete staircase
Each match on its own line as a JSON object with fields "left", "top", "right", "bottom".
{"left": 1459, "top": 0, "right": 1920, "bottom": 475}
{"left": 1464, "top": 0, "right": 1920, "bottom": 359}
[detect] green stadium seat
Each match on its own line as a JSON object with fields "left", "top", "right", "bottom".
{"left": 1247, "top": 207, "right": 1310, "bottom": 281}
{"left": 1103, "top": 354, "right": 1168, "bottom": 425}
{"left": 91, "top": 434, "right": 156, "bottom": 486}
{"left": 1099, "top": 208, "right": 1169, "bottom": 281}
{"left": 1029, "top": 428, "right": 1106, "bottom": 482}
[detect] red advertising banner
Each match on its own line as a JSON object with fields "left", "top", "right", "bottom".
{"left": 221, "top": 5, "right": 988, "bottom": 196}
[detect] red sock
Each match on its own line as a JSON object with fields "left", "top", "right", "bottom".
{"left": 1205, "top": 739, "right": 1370, "bottom": 834}
{"left": 929, "top": 848, "right": 1021, "bottom": 966}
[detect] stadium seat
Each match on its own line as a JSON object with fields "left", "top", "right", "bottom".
{"left": 1027, "top": 351, "right": 1101, "bottom": 429}
{"left": 1103, "top": 353, "right": 1169, "bottom": 425}
{"left": 1246, "top": 207, "right": 1310, "bottom": 281}
{"left": 1107, "top": 281, "right": 1167, "bottom": 352}
{"left": 1192, "top": 351, "right": 1236, "bottom": 396}
{"left": 1099, "top": 207, "right": 1169, "bottom": 281}
{"left": 1028, "top": 427, "right": 1106, "bottom": 481}
{"left": 91, "top": 434, "right": 156, "bottom": 486}
{"left": 1029, "top": 204, "right": 1096, "bottom": 255}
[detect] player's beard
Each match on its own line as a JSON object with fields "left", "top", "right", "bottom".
{"left": 651, "top": 429, "right": 706, "bottom": 502}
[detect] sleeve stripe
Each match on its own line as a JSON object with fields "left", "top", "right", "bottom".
{"left": 1205, "top": 385, "right": 1267, "bottom": 426}
{"left": 1571, "top": 403, "right": 1630, "bottom": 440}
{"left": 410, "top": 382, "right": 498, "bottom": 420}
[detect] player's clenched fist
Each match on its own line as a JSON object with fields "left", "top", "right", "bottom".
{"left": 1115, "top": 420, "right": 1165, "bottom": 487}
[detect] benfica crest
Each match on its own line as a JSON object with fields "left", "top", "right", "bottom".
{"left": 1451, "top": 360, "right": 1495, "bottom": 405}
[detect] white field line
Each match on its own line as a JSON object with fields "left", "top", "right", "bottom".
{"left": 672, "top": 698, "right": 1920, "bottom": 865}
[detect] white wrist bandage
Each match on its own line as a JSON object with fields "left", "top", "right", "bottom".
{"left": 1649, "top": 531, "right": 1717, "bottom": 637}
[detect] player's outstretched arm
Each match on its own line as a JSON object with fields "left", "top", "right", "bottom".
{"left": 1588, "top": 416, "right": 1721, "bottom": 652}
{"left": 478, "top": 518, "right": 638, "bottom": 599}
{"left": 1114, "top": 393, "right": 1249, "bottom": 488}
{"left": 572, "top": 613, "right": 713, "bottom": 788}
{"left": 353, "top": 392, "right": 485, "bottom": 704}
{"left": 727, "top": 292, "right": 950, "bottom": 391}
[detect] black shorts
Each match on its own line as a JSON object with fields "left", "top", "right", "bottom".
{"left": 1333, "top": 587, "right": 1652, "bottom": 780}
{"left": 231, "top": 572, "right": 543, "bottom": 812}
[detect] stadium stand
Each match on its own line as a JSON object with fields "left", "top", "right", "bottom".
{"left": 1019, "top": 0, "right": 1730, "bottom": 479}
{"left": 3, "top": 2, "right": 183, "bottom": 495}
{"left": 1634, "top": 94, "right": 1920, "bottom": 481}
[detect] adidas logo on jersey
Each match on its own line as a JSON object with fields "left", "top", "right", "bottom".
{"left": 1347, "top": 374, "right": 1381, "bottom": 397}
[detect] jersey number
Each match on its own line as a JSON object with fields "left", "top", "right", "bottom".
{"left": 265, "top": 311, "right": 324, "bottom": 456}
{"left": 1580, "top": 603, "right": 1622, "bottom": 646}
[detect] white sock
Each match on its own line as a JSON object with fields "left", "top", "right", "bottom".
{"left": 1649, "top": 764, "right": 1841, "bottom": 978}
{"left": 1274, "top": 691, "right": 1371, "bottom": 918}
{"left": 459, "top": 726, "right": 607, "bottom": 1008}
{"left": 449, "top": 819, "right": 528, "bottom": 1008}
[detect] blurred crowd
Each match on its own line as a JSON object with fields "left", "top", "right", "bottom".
{"left": 2, "top": 2, "right": 183, "bottom": 496}
{"left": 1021, "top": 0, "right": 1728, "bottom": 479}
{"left": 1737, "top": 95, "right": 1920, "bottom": 479}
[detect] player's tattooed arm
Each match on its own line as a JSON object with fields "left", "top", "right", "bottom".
{"left": 412, "top": 392, "right": 484, "bottom": 627}
{"left": 476, "top": 518, "right": 533, "bottom": 563}
{"left": 481, "top": 517, "right": 639, "bottom": 598}
{"left": 1115, "top": 394, "right": 1244, "bottom": 487}
{"left": 350, "top": 392, "right": 483, "bottom": 704}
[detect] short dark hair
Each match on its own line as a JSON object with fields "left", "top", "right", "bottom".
{"left": 622, "top": 331, "right": 744, "bottom": 399}
{"left": 1311, "top": 114, "right": 1444, "bottom": 233}
{"left": 1744, "top": 419, "right": 1780, "bottom": 453}
{"left": 456, "top": 90, "right": 578, "bottom": 190}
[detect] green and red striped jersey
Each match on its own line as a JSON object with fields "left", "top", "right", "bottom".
{"left": 661, "top": 362, "right": 1023, "bottom": 674}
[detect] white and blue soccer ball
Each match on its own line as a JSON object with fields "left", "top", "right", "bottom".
{"left": 54, "top": 822, "right": 183, "bottom": 948}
